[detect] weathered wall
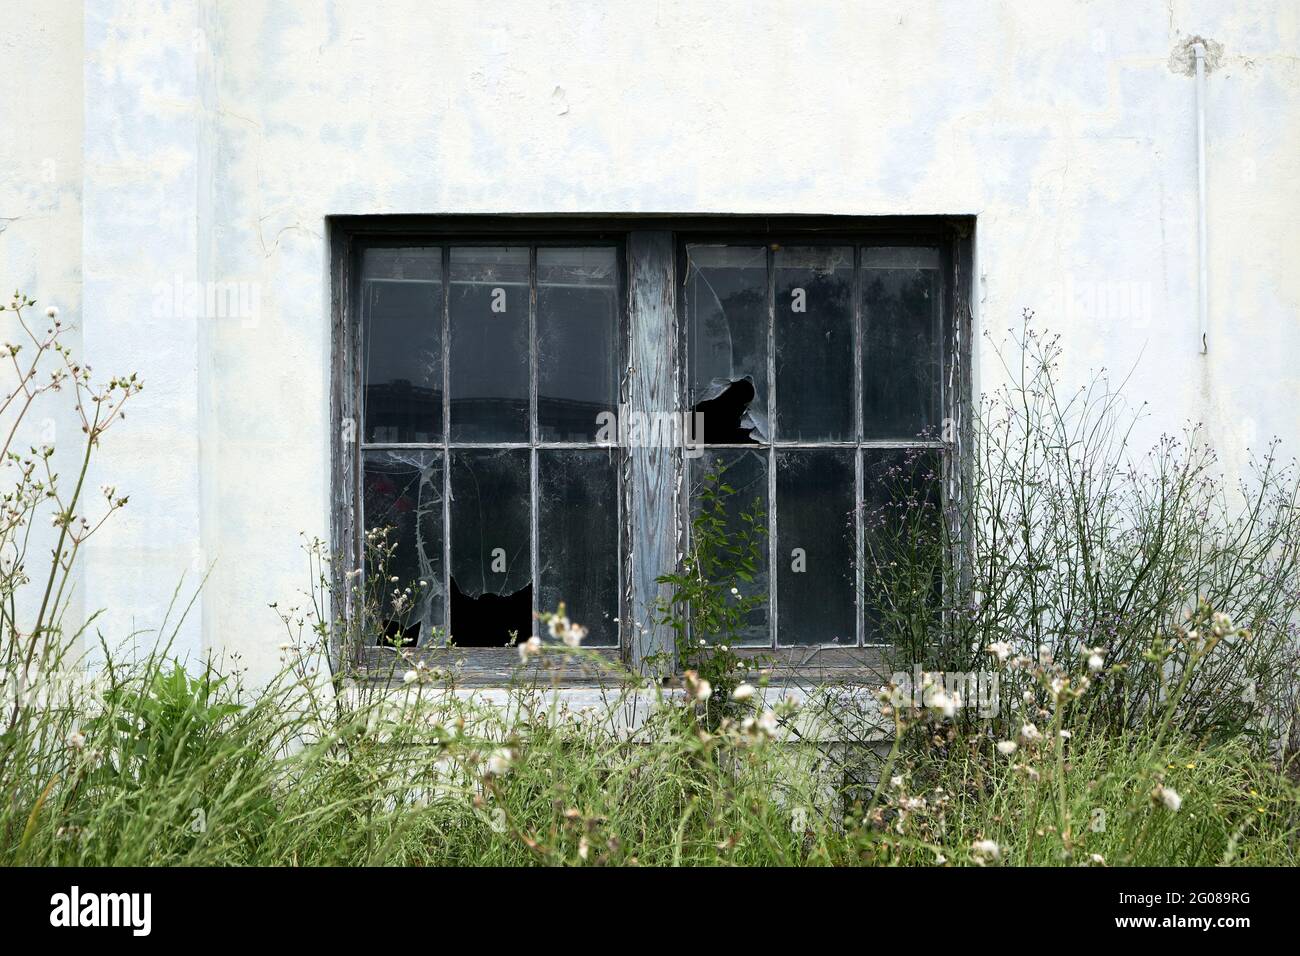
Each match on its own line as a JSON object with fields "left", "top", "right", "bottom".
{"left": 2, "top": 0, "right": 1298, "bottom": 683}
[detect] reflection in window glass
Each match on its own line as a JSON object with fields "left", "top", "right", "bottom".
{"left": 361, "top": 248, "right": 442, "bottom": 443}
{"left": 862, "top": 448, "right": 944, "bottom": 644}
{"left": 537, "top": 248, "right": 619, "bottom": 442}
{"left": 362, "top": 450, "right": 444, "bottom": 646}
{"left": 538, "top": 449, "right": 619, "bottom": 646}
{"left": 776, "top": 449, "right": 856, "bottom": 646}
{"left": 685, "top": 245, "right": 768, "bottom": 444}
{"left": 774, "top": 246, "right": 854, "bottom": 441}
{"left": 449, "top": 247, "right": 530, "bottom": 442}
{"left": 861, "top": 247, "right": 943, "bottom": 440}
{"left": 689, "top": 450, "right": 770, "bottom": 646}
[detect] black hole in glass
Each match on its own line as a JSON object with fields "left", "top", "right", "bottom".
{"left": 693, "top": 378, "right": 759, "bottom": 444}
{"left": 450, "top": 576, "right": 532, "bottom": 647}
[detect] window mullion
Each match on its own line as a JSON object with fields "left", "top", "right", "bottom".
{"left": 441, "top": 245, "right": 451, "bottom": 645}
{"left": 626, "top": 231, "right": 678, "bottom": 675}
{"left": 766, "top": 245, "right": 778, "bottom": 649}
{"left": 853, "top": 244, "right": 864, "bottom": 648}
{"left": 529, "top": 246, "right": 539, "bottom": 636}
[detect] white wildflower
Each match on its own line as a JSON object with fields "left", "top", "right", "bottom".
{"left": 731, "top": 682, "right": 755, "bottom": 702}
{"left": 1019, "top": 722, "right": 1042, "bottom": 744}
{"left": 562, "top": 621, "right": 588, "bottom": 648}
{"left": 402, "top": 669, "right": 418, "bottom": 684}
{"left": 927, "top": 686, "right": 958, "bottom": 719}
{"left": 971, "top": 839, "right": 1001, "bottom": 862}
{"left": 986, "top": 641, "right": 1012, "bottom": 663}
{"left": 1087, "top": 651, "right": 1105, "bottom": 672}
{"left": 67, "top": 730, "right": 85, "bottom": 750}
{"left": 45, "top": 306, "right": 59, "bottom": 320}
{"left": 684, "top": 670, "right": 712, "bottom": 702}
{"left": 1155, "top": 785, "right": 1182, "bottom": 813}
{"left": 518, "top": 635, "right": 542, "bottom": 663}
{"left": 486, "top": 748, "right": 514, "bottom": 776}
{"left": 996, "top": 740, "right": 1017, "bottom": 756}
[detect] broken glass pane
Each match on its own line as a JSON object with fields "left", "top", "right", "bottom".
{"left": 861, "top": 247, "right": 944, "bottom": 440}
{"left": 685, "top": 245, "right": 768, "bottom": 443}
{"left": 862, "top": 448, "right": 944, "bottom": 644}
{"left": 449, "top": 448, "right": 532, "bottom": 646}
{"left": 689, "top": 449, "right": 770, "bottom": 646}
{"left": 449, "top": 247, "right": 530, "bottom": 442}
{"left": 361, "top": 248, "right": 442, "bottom": 443}
{"left": 537, "top": 247, "right": 619, "bottom": 442}
{"left": 362, "top": 450, "right": 444, "bottom": 647}
{"left": 776, "top": 449, "right": 856, "bottom": 646}
{"left": 774, "top": 246, "right": 854, "bottom": 441}
{"left": 538, "top": 449, "right": 619, "bottom": 646}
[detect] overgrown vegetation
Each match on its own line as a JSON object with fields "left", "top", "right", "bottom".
{"left": 0, "top": 295, "right": 1296, "bottom": 866}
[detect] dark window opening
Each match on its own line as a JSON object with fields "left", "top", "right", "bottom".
{"left": 340, "top": 217, "right": 964, "bottom": 667}
{"left": 356, "top": 242, "right": 623, "bottom": 651}
{"left": 692, "top": 377, "right": 759, "bottom": 444}
{"left": 450, "top": 577, "right": 533, "bottom": 647}
{"left": 683, "top": 240, "right": 951, "bottom": 648}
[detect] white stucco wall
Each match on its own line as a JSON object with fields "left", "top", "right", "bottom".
{"left": 2, "top": 0, "right": 1298, "bottom": 683}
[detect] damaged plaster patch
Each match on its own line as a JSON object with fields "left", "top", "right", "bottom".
{"left": 1169, "top": 36, "right": 1224, "bottom": 76}
{"left": 551, "top": 85, "right": 569, "bottom": 115}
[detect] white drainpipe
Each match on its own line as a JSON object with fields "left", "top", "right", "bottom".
{"left": 1194, "top": 42, "right": 1209, "bottom": 354}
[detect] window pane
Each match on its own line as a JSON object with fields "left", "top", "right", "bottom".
{"left": 776, "top": 449, "right": 856, "bottom": 646}
{"left": 862, "top": 449, "right": 944, "bottom": 644}
{"left": 538, "top": 449, "right": 619, "bottom": 646}
{"left": 362, "top": 450, "right": 444, "bottom": 646}
{"left": 361, "top": 248, "right": 442, "bottom": 443}
{"left": 861, "top": 247, "right": 943, "bottom": 440}
{"left": 449, "top": 247, "right": 530, "bottom": 442}
{"left": 774, "top": 246, "right": 854, "bottom": 441}
{"left": 448, "top": 448, "right": 532, "bottom": 646}
{"left": 537, "top": 247, "right": 619, "bottom": 442}
{"left": 689, "top": 449, "right": 770, "bottom": 646}
{"left": 685, "top": 245, "right": 768, "bottom": 444}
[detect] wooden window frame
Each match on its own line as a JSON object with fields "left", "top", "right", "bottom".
{"left": 330, "top": 216, "right": 974, "bottom": 685}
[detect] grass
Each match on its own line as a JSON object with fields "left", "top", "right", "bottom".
{"left": 853, "top": 727, "right": 1300, "bottom": 867}
{"left": 1, "top": 295, "right": 1296, "bottom": 867}
{"left": 2, "top": 639, "right": 1296, "bottom": 867}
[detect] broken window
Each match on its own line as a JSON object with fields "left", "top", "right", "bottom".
{"left": 347, "top": 220, "right": 958, "bottom": 664}
{"left": 538, "top": 449, "right": 620, "bottom": 647}
{"left": 361, "top": 450, "right": 444, "bottom": 646}
{"left": 685, "top": 245, "right": 769, "bottom": 443}
{"left": 359, "top": 243, "right": 622, "bottom": 649}
{"left": 685, "top": 241, "right": 949, "bottom": 648}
